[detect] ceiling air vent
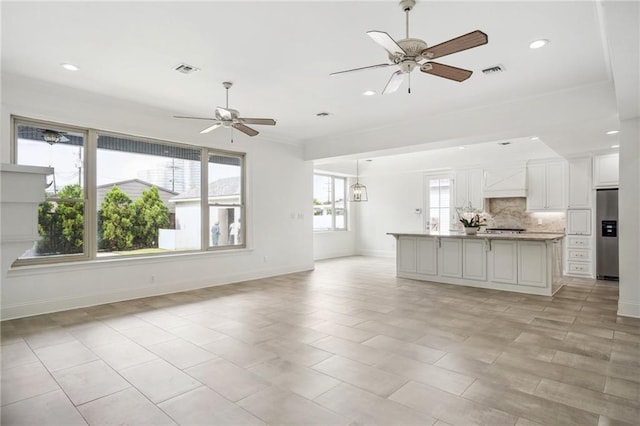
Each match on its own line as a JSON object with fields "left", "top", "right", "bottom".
{"left": 482, "top": 64, "right": 505, "bottom": 75}
{"left": 174, "top": 63, "right": 200, "bottom": 74}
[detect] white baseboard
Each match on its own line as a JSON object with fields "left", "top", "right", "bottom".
{"left": 618, "top": 300, "right": 640, "bottom": 318}
{"left": 0, "top": 263, "right": 314, "bottom": 321}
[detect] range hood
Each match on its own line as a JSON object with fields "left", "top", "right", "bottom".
{"left": 483, "top": 166, "right": 527, "bottom": 198}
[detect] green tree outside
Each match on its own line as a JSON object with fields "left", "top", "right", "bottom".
{"left": 132, "top": 186, "right": 170, "bottom": 248}
{"left": 99, "top": 186, "right": 135, "bottom": 251}
{"left": 37, "top": 184, "right": 84, "bottom": 255}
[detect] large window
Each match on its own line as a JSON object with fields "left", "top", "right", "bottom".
{"left": 16, "top": 123, "right": 87, "bottom": 260}
{"left": 313, "top": 174, "right": 346, "bottom": 231}
{"left": 96, "top": 134, "right": 202, "bottom": 255}
{"left": 13, "top": 117, "right": 245, "bottom": 264}
{"left": 207, "top": 152, "right": 244, "bottom": 248}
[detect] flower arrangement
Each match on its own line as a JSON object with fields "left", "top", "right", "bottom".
{"left": 456, "top": 207, "right": 488, "bottom": 228}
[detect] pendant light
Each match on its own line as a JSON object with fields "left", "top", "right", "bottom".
{"left": 349, "top": 159, "right": 368, "bottom": 202}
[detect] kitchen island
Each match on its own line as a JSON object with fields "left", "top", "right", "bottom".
{"left": 387, "top": 231, "right": 564, "bottom": 296}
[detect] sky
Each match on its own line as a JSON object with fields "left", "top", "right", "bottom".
{"left": 18, "top": 138, "right": 240, "bottom": 195}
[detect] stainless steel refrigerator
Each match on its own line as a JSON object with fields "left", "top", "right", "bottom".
{"left": 596, "top": 189, "right": 619, "bottom": 280}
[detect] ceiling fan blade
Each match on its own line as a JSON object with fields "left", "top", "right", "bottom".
{"left": 421, "top": 30, "right": 488, "bottom": 60}
{"left": 330, "top": 63, "right": 393, "bottom": 76}
{"left": 174, "top": 115, "right": 217, "bottom": 121}
{"left": 382, "top": 70, "right": 405, "bottom": 94}
{"left": 367, "top": 31, "right": 406, "bottom": 56}
{"left": 421, "top": 62, "right": 473, "bottom": 82}
{"left": 200, "top": 122, "right": 222, "bottom": 134}
{"left": 239, "top": 118, "right": 276, "bottom": 126}
{"left": 232, "top": 123, "right": 259, "bottom": 137}
{"left": 215, "top": 107, "right": 233, "bottom": 121}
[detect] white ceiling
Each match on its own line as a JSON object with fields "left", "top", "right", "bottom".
{"left": 1, "top": 1, "right": 636, "bottom": 163}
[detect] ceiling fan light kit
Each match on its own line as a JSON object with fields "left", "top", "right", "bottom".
{"left": 331, "top": 0, "right": 488, "bottom": 94}
{"left": 174, "top": 81, "right": 276, "bottom": 140}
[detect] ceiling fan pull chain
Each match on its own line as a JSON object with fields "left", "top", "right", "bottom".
{"left": 408, "top": 72, "right": 411, "bottom": 94}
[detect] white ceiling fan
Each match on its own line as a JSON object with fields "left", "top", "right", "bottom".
{"left": 174, "top": 82, "right": 276, "bottom": 137}
{"left": 331, "top": 0, "right": 488, "bottom": 94}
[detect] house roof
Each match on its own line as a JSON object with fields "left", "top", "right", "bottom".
{"left": 171, "top": 176, "right": 240, "bottom": 202}
{"left": 97, "top": 179, "right": 177, "bottom": 195}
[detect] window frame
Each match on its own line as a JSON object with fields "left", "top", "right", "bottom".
{"left": 11, "top": 115, "right": 247, "bottom": 266}
{"left": 313, "top": 173, "right": 347, "bottom": 232}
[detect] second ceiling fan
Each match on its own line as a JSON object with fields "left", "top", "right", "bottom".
{"left": 331, "top": 0, "right": 488, "bottom": 94}
{"left": 174, "top": 82, "right": 276, "bottom": 137}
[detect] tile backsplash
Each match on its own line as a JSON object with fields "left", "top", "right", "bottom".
{"left": 486, "top": 197, "right": 565, "bottom": 233}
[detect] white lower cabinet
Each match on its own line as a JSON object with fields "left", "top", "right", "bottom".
{"left": 416, "top": 237, "right": 438, "bottom": 275}
{"left": 463, "top": 239, "right": 487, "bottom": 281}
{"left": 565, "top": 236, "right": 593, "bottom": 277}
{"left": 518, "top": 241, "right": 547, "bottom": 287}
{"left": 398, "top": 237, "right": 417, "bottom": 274}
{"left": 397, "top": 236, "right": 438, "bottom": 275}
{"left": 439, "top": 238, "right": 462, "bottom": 278}
{"left": 489, "top": 240, "right": 518, "bottom": 284}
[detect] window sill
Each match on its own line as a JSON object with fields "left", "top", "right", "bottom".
{"left": 7, "top": 247, "right": 255, "bottom": 277}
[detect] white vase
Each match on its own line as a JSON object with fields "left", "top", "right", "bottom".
{"left": 464, "top": 226, "right": 479, "bottom": 235}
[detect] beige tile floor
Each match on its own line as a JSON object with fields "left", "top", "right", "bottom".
{"left": 1, "top": 256, "right": 639, "bottom": 425}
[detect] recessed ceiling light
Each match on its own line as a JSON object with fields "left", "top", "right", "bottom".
{"left": 61, "top": 63, "right": 79, "bottom": 71}
{"left": 529, "top": 39, "right": 549, "bottom": 49}
{"left": 363, "top": 90, "right": 376, "bottom": 96}
{"left": 611, "top": 144, "right": 620, "bottom": 148}
{"left": 530, "top": 136, "right": 539, "bottom": 140}
{"left": 458, "top": 146, "right": 465, "bottom": 150}
{"left": 606, "top": 130, "right": 619, "bottom": 135}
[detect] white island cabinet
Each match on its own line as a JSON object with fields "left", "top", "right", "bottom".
{"left": 389, "top": 232, "right": 564, "bottom": 296}
{"left": 396, "top": 236, "right": 438, "bottom": 277}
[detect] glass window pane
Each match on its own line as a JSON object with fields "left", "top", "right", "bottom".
{"left": 313, "top": 175, "right": 333, "bottom": 230}
{"left": 334, "top": 177, "right": 346, "bottom": 230}
{"left": 208, "top": 153, "right": 243, "bottom": 248}
{"left": 96, "top": 135, "right": 201, "bottom": 255}
{"left": 16, "top": 124, "right": 86, "bottom": 259}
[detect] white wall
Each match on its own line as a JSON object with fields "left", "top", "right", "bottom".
{"left": 0, "top": 74, "right": 314, "bottom": 320}
{"left": 357, "top": 172, "right": 425, "bottom": 258}
{"left": 618, "top": 118, "right": 640, "bottom": 317}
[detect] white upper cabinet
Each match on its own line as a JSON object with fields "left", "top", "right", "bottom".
{"left": 593, "top": 153, "right": 619, "bottom": 188}
{"left": 455, "top": 169, "right": 484, "bottom": 210}
{"left": 527, "top": 160, "right": 566, "bottom": 211}
{"left": 567, "top": 157, "right": 593, "bottom": 208}
{"left": 483, "top": 166, "right": 527, "bottom": 198}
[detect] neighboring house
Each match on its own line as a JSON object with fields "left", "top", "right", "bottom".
{"left": 160, "top": 176, "right": 241, "bottom": 249}
{"left": 96, "top": 179, "right": 178, "bottom": 214}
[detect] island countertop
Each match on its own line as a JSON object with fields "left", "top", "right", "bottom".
{"left": 387, "top": 231, "right": 565, "bottom": 241}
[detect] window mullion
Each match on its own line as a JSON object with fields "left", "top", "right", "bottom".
{"left": 201, "top": 148, "right": 209, "bottom": 251}
{"left": 86, "top": 129, "right": 97, "bottom": 260}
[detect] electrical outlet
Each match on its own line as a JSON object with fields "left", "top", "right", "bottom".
{"left": 264, "top": 256, "right": 269, "bottom": 262}
{"left": 150, "top": 275, "right": 156, "bottom": 283}
{"left": 537, "top": 218, "right": 543, "bottom": 225}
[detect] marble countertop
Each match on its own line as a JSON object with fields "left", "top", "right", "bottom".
{"left": 387, "top": 231, "right": 565, "bottom": 241}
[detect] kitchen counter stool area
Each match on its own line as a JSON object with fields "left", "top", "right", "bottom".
{"left": 388, "top": 233, "right": 564, "bottom": 296}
